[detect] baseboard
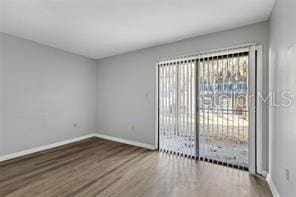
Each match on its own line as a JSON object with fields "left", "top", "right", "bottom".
{"left": 95, "top": 133, "right": 155, "bottom": 150}
{"left": 0, "top": 133, "right": 96, "bottom": 162}
{"left": 0, "top": 133, "right": 156, "bottom": 162}
{"left": 266, "top": 173, "right": 280, "bottom": 197}
{"left": 262, "top": 170, "right": 268, "bottom": 178}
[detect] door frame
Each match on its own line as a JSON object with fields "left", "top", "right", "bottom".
{"left": 255, "top": 45, "right": 263, "bottom": 175}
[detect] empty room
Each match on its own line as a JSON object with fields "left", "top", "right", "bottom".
{"left": 0, "top": 0, "right": 295, "bottom": 196}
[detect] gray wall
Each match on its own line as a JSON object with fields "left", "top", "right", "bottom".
{"left": 0, "top": 35, "right": 3, "bottom": 155}
{"left": 96, "top": 22, "right": 270, "bottom": 171}
{"left": 269, "top": 0, "right": 296, "bottom": 196}
{"left": 0, "top": 33, "right": 97, "bottom": 156}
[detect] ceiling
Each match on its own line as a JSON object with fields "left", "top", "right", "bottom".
{"left": 1, "top": 0, "right": 276, "bottom": 59}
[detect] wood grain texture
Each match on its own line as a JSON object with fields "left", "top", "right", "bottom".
{"left": 0, "top": 137, "right": 272, "bottom": 197}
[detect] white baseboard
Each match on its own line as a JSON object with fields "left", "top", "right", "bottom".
{"left": 0, "top": 132, "right": 156, "bottom": 162}
{"left": 0, "top": 133, "right": 96, "bottom": 162}
{"left": 0, "top": 133, "right": 156, "bottom": 162}
{"left": 95, "top": 133, "right": 155, "bottom": 150}
{"left": 266, "top": 173, "right": 280, "bottom": 197}
{"left": 262, "top": 170, "right": 268, "bottom": 178}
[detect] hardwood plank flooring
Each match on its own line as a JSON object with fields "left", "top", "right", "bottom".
{"left": 0, "top": 138, "right": 272, "bottom": 197}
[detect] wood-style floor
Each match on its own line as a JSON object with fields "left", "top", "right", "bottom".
{"left": 0, "top": 137, "right": 272, "bottom": 197}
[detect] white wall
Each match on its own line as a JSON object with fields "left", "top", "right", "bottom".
{"left": 269, "top": 0, "right": 296, "bottom": 196}
{"left": 0, "top": 33, "right": 97, "bottom": 156}
{"left": 96, "top": 22, "right": 270, "bottom": 171}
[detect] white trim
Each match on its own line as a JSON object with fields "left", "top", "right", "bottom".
{"left": 248, "top": 45, "right": 257, "bottom": 174}
{"left": 262, "top": 170, "right": 268, "bottom": 177}
{"left": 95, "top": 133, "right": 155, "bottom": 150}
{"left": 0, "top": 133, "right": 96, "bottom": 162}
{"left": 266, "top": 173, "right": 280, "bottom": 197}
{"left": 0, "top": 133, "right": 155, "bottom": 162}
{"left": 256, "top": 45, "right": 263, "bottom": 175}
{"left": 155, "top": 63, "right": 159, "bottom": 150}
{"left": 0, "top": 133, "right": 156, "bottom": 162}
{"left": 268, "top": 47, "right": 274, "bottom": 182}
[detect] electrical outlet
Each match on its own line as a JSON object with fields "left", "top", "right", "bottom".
{"left": 73, "top": 123, "right": 79, "bottom": 128}
{"left": 285, "top": 168, "right": 290, "bottom": 182}
{"left": 131, "top": 125, "right": 135, "bottom": 131}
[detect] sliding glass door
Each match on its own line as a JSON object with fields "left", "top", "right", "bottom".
{"left": 198, "top": 53, "right": 249, "bottom": 170}
{"left": 158, "top": 45, "right": 256, "bottom": 171}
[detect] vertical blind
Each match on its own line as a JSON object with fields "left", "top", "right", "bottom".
{"left": 158, "top": 60, "right": 196, "bottom": 157}
{"left": 158, "top": 44, "right": 255, "bottom": 170}
{"left": 198, "top": 52, "right": 249, "bottom": 170}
